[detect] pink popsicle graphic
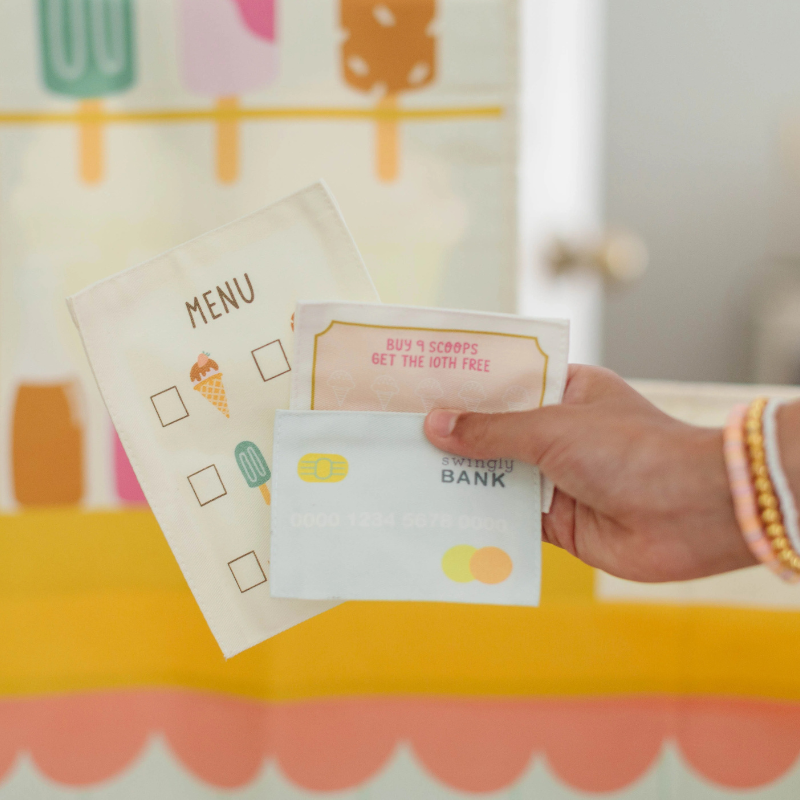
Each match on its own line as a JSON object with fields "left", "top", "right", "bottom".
{"left": 178, "top": 0, "right": 278, "bottom": 183}
{"left": 113, "top": 428, "right": 147, "bottom": 505}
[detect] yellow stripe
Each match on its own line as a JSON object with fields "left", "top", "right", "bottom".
{"left": 2, "top": 510, "right": 800, "bottom": 701}
{"left": 0, "top": 510, "right": 184, "bottom": 597}
{"left": 0, "top": 105, "right": 504, "bottom": 126}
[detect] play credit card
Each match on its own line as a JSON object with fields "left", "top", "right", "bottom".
{"left": 270, "top": 410, "right": 541, "bottom": 605}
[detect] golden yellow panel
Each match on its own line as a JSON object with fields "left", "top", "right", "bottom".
{"left": 1, "top": 510, "right": 798, "bottom": 702}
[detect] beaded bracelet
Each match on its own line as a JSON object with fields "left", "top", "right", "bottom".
{"left": 744, "top": 398, "right": 800, "bottom": 575}
{"left": 763, "top": 399, "right": 800, "bottom": 557}
{"left": 723, "top": 403, "right": 800, "bottom": 582}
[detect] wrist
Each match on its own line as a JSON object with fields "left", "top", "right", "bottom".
{"left": 699, "top": 424, "right": 758, "bottom": 572}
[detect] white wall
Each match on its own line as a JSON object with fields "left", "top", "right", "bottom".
{"left": 603, "top": 0, "right": 800, "bottom": 382}
{"left": 518, "top": 0, "right": 604, "bottom": 366}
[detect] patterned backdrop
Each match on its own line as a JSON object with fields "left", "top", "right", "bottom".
{"left": 2, "top": 2, "right": 800, "bottom": 798}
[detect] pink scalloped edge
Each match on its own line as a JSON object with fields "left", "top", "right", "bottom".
{"left": 1, "top": 692, "right": 799, "bottom": 792}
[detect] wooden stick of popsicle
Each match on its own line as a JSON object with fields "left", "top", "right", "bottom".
{"left": 78, "top": 99, "right": 104, "bottom": 184}
{"left": 376, "top": 94, "right": 399, "bottom": 182}
{"left": 216, "top": 96, "right": 239, "bottom": 184}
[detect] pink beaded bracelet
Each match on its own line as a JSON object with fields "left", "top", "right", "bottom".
{"left": 723, "top": 404, "right": 800, "bottom": 583}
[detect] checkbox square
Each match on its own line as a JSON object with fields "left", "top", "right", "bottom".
{"left": 187, "top": 465, "right": 227, "bottom": 507}
{"left": 229, "top": 551, "right": 267, "bottom": 592}
{"left": 151, "top": 386, "right": 189, "bottom": 427}
{"left": 252, "top": 340, "right": 291, "bottom": 383}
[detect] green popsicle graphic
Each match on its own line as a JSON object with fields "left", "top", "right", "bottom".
{"left": 235, "top": 440, "right": 271, "bottom": 504}
{"left": 38, "top": 0, "right": 136, "bottom": 183}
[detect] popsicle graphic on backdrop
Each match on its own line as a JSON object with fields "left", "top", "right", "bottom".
{"left": 340, "top": 0, "right": 437, "bottom": 181}
{"left": 38, "top": 0, "right": 136, "bottom": 184}
{"left": 113, "top": 428, "right": 147, "bottom": 505}
{"left": 12, "top": 255, "right": 84, "bottom": 507}
{"left": 235, "top": 441, "right": 271, "bottom": 504}
{"left": 178, "top": 0, "right": 278, "bottom": 183}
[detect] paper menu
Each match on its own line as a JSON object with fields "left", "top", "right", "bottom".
{"left": 290, "top": 301, "right": 569, "bottom": 510}
{"left": 68, "top": 183, "right": 378, "bottom": 657}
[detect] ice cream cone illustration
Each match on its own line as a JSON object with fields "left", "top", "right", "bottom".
{"left": 328, "top": 370, "right": 356, "bottom": 407}
{"left": 235, "top": 440, "right": 271, "bottom": 504}
{"left": 371, "top": 374, "right": 399, "bottom": 410}
{"left": 458, "top": 381, "right": 486, "bottom": 412}
{"left": 415, "top": 378, "right": 443, "bottom": 412}
{"left": 503, "top": 385, "right": 531, "bottom": 412}
{"left": 191, "top": 352, "right": 229, "bottom": 418}
{"left": 340, "top": 0, "right": 437, "bottom": 182}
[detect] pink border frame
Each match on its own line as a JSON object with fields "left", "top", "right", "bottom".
{"left": 1, "top": 692, "right": 800, "bottom": 792}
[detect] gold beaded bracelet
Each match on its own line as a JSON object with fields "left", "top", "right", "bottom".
{"left": 744, "top": 398, "right": 800, "bottom": 573}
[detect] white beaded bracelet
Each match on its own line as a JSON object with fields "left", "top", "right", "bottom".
{"left": 763, "top": 398, "right": 800, "bottom": 557}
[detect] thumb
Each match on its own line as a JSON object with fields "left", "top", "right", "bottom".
{"left": 423, "top": 406, "right": 575, "bottom": 467}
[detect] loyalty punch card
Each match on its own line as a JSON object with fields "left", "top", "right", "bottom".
{"left": 290, "top": 302, "right": 569, "bottom": 511}
{"left": 270, "top": 411, "right": 542, "bottom": 605}
{"left": 68, "top": 182, "right": 379, "bottom": 657}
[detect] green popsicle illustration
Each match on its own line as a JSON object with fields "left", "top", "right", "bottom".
{"left": 38, "top": 0, "right": 137, "bottom": 184}
{"left": 235, "top": 440, "right": 271, "bottom": 504}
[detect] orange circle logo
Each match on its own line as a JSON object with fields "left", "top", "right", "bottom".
{"left": 441, "top": 545, "right": 513, "bottom": 584}
{"left": 469, "top": 546, "right": 513, "bottom": 584}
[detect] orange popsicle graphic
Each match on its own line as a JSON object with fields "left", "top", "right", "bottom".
{"left": 12, "top": 383, "right": 84, "bottom": 506}
{"left": 341, "top": 0, "right": 437, "bottom": 182}
{"left": 12, "top": 254, "right": 85, "bottom": 507}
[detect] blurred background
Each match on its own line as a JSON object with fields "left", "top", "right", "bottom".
{"left": 603, "top": 0, "right": 800, "bottom": 386}
{"left": 2, "top": 1, "right": 800, "bottom": 798}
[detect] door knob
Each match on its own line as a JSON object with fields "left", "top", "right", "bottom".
{"left": 546, "top": 230, "right": 648, "bottom": 283}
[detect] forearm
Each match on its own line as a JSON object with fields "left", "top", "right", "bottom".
{"left": 778, "top": 400, "right": 800, "bottom": 501}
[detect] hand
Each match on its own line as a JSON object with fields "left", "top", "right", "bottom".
{"left": 424, "top": 365, "right": 756, "bottom": 582}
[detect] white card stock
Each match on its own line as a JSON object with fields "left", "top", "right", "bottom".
{"left": 290, "top": 301, "right": 569, "bottom": 511}
{"left": 68, "top": 182, "right": 379, "bottom": 657}
{"left": 270, "top": 411, "right": 542, "bottom": 606}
